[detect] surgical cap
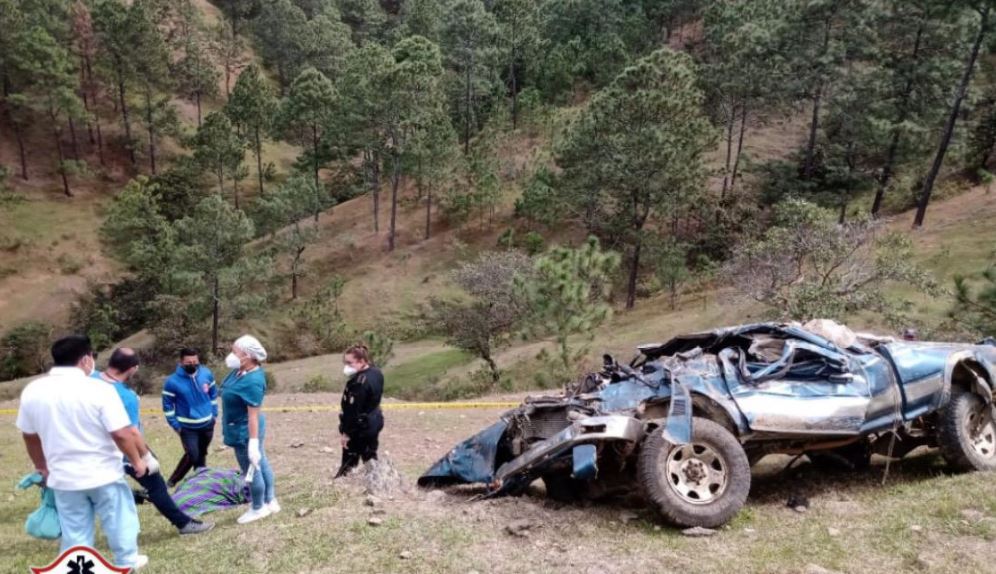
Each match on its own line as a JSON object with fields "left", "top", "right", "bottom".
{"left": 234, "top": 335, "right": 267, "bottom": 362}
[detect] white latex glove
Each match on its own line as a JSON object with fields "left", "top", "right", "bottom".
{"left": 248, "top": 438, "right": 261, "bottom": 466}
{"left": 142, "top": 452, "right": 160, "bottom": 475}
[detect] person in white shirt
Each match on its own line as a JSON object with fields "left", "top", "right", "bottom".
{"left": 16, "top": 335, "right": 150, "bottom": 570}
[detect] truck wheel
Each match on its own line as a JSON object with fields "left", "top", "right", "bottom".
{"left": 637, "top": 417, "right": 750, "bottom": 528}
{"left": 938, "top": 391, "right": 996, "bottom": 472}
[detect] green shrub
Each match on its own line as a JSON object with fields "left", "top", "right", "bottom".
{"left": 265, "top": 370, "right": 279, "bottom": 393}
{"left": 0, "top": 322, "right": 52, "bottom": 381}
{"left": 522, "top": 231, "right": 545, "bottom": 255}
{"left": 302, "top": 374, "right": 333, "bottom": 393}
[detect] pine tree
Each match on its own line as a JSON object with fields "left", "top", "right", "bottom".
{"left": 914, "top": 1, "right": 993, "bottom": 227}
{"left": 440, "top": 0, "right": 498, "bottom": 155}
{"left": 174, "top": 0, "right": 219, "bottom": 128}
{"left": 383, "top": 35, "right": 447, "bottom": 251}
{"left": 555, "top": 48, "right": 712, "bottom": 309}
{"left": 494, "top": 0, "right": 539, "bottom": 129}
{"left": 19, "top": 25, "right": 84, "bottom": 196}
{"left": 192, "top": 111, "right": 244, "bottom": 200}
{"left": 277, "top": 67, "right": 337, "bottom": 220}
{"left": 519, "top": 236, "right": 620, "bottom": 371}
{"left": 93, "top": 0, "right": 138, "bottom": 166}
{"left": 227, "top": 63, "right": 276, "bottom": 197}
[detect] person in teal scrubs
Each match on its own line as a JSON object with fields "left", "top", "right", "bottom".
{"left": 221, "top": 335, "right": 278, "bottom": 525}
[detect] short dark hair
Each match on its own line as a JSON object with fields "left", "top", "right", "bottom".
{"left": 51, "top": 335, "right": 93, "bottom": 367}
{"left": 108, "top": 348, "right": 140, "bottom": 372}
{"left": 179, "top": 347, "right": 200, "bottom": 359}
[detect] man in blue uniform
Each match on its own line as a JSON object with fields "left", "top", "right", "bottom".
{"left": 95, "top": 348, "right": 213, "bottom": 535}
{"left": 163, "top": 348, "right": 218, "bottom": 487}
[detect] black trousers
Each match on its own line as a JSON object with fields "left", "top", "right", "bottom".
{"left": 335, "top": 431, "right": 380, "bottom": 478}
{"left": 167, "top": 424, "right": 214, "bottom": 487}
{"left": 126, "top": 464, "right": 192, "bottom": 529}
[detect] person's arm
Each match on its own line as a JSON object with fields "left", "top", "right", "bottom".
{"left": 22, "top": 433, "right": 48, "bottom": 481}
{"left": 111, "top": 427, "right": 147, "bottom": 476}
{"left": 247, "top": 406, "right": 260, "bottom": 440}
{"left": 247, "top": 405, "right": 262, "bottom": 465}
{"left": 366, "top": 370, "right": 384, "bottom": 413}
{"left": 208, "top": 373, "right": 219, "bottom": 419}
{"left": 162, "top": 379, "right": 181, "bottom": 432}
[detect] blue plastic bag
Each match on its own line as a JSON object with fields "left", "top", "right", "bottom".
{"left": 17, "top": 472, "right": 61, "bottom": 540}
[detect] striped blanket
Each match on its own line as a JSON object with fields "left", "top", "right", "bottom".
{"left": 171, "top": 468, "right": 250, "bottom": 517}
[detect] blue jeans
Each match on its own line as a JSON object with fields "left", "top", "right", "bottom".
{"left": 52, "top": 479, "right": 140, "bottom": 567}
{"left": 233, "top": 440, "right": 275, "bottom": 510}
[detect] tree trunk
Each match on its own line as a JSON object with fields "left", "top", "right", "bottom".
{"left": 211, "top": 276, "right": 220, "bottom": 355}
{"left": 95, "top": 119, "right": 105, "bottom": 167}
{"left": 217, "top": 170, "right": 225, "bottom": 197}
{"left": 145, "top": 89, "right": 156, "bottom": 175}
{"left": 291, "top": 240, "right": 304, "bottom": 299}
{"left": 802, "top": 16, "right": 833, "bottom": 179}
{"left": 49, "top": 106, "right": 72, "bottom": 197}
{"left": 509, "top": 57, "right": 518, "bottom": 130}
{"left": 720, "top": 102, "right": 735, "bottom": 200}
{"left": 484, "top": 353, "right": 500, "bottom": 385}
{"left": 802, "top": 83, "right": 823, "bottom": 179}
{"left": 312, "top": 124, "right": 320, "bottom": 221}
{"left": 255, "top": 126, "right": 264, "bottom": 196}
{"left": 233, "top": 174, "right": 240, "bottom": 209}
{"left": 367, "top": 150, "right": 380, "bottom": 233}
{"left": 84, "top": 57, "right": 106, "bottom": 166}
{"left": 196, "top": 91, "right": 202, "bottom": 128}
{"left": 13, "top": 121, "right": 27, "bottom": 180}
{"left": 68, "top": 116, "right": 81, "bottom": 160}
{"left": 388, "top": 151, "right": 401, "bottom": 251}
{"left": 625, "top": 237, "right": 642, "bottom": 310}
{"left": 3, "top": 73, "right": 28, "bottom": 179}
{"left": 464, "top": 61, "right": 472, "bottom": 155}
{"left": 729, "top": 102, "right": 749, "bottom": 194}
{"left": 425, "top": 184, "right": 432, "bottom": 240}
{"left": 116, "top": 63, "right": 136, "bottom": 166}
{"left": 872, "top": 21, "right": 924, "bottom": 218}
{"left": 914, "top": 5, "right": 990, "bottom": 228}
{"left": 80, "top": 58, "right": 96, "bottom": 145}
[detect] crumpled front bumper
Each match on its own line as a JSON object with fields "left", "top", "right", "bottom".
{"left": 491, "top": 415, "right": 645, "bottom": 493}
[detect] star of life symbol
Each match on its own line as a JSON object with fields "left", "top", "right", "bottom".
{"left": 30, "top": 546, "right": 130, "bottom": 574}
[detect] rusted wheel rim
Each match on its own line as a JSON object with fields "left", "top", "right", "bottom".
{"left": 967, "top": 408, "right": 996, "bottom": 459}
{"left": 663, "top": 443, "right": 729, "bottom": 505}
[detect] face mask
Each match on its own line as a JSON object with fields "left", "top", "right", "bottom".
{"left": 225, "top": 353, "right": 242, "bottom": 370}
{"left": 182, "top": 364, "right": 198, "bottom": 375}
{"left": 83, "top": 355, "right": 96, "bottom": 377}
{"left": 343, "top": 365, "right": 358, "bottom": 377}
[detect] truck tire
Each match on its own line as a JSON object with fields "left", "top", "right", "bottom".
{"left": 637, "top": 417, "right": 750, "bottom": 528}
{"left": 938, "top": 391, "right": 996, "bottom": 472}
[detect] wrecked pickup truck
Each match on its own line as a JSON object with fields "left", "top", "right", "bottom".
{"left": 418, "top": 322, "right": 996, "bottom": 528}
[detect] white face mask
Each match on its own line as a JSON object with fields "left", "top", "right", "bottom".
{"left": 83, "top": 355, "right": 96, "bottom": 377}
{"left": 226, "top": 353, "right": 242, "bottom": 370}
{"left": 343, "top": 365, "right": 358, "bottom": 377}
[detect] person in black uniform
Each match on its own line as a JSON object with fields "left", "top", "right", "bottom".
{"left": 335, "top": 343, "right": 385, "bottom": 478}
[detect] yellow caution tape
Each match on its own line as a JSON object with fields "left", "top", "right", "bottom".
{"left": 0, "top": 401, "right": 519, "bottom": 416}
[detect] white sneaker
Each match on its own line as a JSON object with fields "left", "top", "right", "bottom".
{"left": 237, "top": 505, "right": 272, "bottom": 524}
{"left": 128, "top": 555, "right": 149, "bottom": 572}
{"left": 267, "top": 499, "right": 281, "bottom": 514}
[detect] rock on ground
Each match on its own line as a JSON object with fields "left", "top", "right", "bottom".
{"left": 362, "top": 457, "right": 407, "bottom": 498}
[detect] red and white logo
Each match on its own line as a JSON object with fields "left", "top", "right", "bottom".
{"left": 31, "top": 546, "right": 130, "bottom": 574}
